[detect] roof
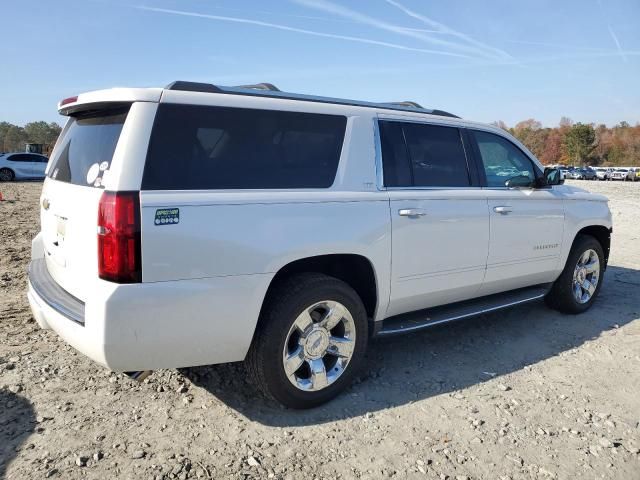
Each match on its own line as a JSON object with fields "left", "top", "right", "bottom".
{"left": 165, "top": 81, "right": 460, "bottom": 119}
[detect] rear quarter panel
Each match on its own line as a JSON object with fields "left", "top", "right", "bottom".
{"left": 139, "top": 192, "right": 391, "bottom": 314}
{"left": 139, "top": 109, "right": 391, "bottom": 322}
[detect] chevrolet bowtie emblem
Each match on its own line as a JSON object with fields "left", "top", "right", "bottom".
{"left": 42, "top": 198, "right": 50, "bottom": 210}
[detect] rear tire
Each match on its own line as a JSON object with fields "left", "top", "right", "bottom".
{"left": 545, "top": 235, "right": 604, "bottom": 314}
{"left": 246, "top": 273, "right": 368, "bottom": 409}
{"left": 0, "top": 168, "right": 14, "bottom": 182}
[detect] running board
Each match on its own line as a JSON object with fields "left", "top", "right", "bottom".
{"left": 376, "top": 284, "right": 551, "bottom": 337}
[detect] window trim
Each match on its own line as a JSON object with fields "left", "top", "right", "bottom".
{"left": 375, "top": 118, "right": 481, "bottom": 190}
{"left": 467, "top": 128, "right": 544, "bottom": 189}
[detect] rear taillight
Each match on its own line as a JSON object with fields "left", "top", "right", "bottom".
{"left": 97, "top": 191, "right": 141, "bottom": 283}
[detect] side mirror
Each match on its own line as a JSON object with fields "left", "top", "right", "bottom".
{"left": 505, "top": 175, "right": 534, "bottom": 188}
{"left": 543, "top": 167, "right": 564, "bottom": 186}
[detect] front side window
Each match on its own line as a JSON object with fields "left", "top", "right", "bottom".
{"left": 142, "top": 104, "right": 347, "bottom": 190}
{"left": 472, "top": 130, "right": 536, "bottom": 187}
{"left": 379, "top": 121, "right": 470, "bottom": 187}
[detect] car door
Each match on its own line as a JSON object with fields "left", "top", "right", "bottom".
{"left": 379, "top": 119, "right": 490, "bottom": 318}
{"left": 6, "top": 154, "right": 33, "bottom": 178}
{"left": 468, "top": 129, "right": 565, "bottom": 296}
{"left": 30, "top": 154, "right": 48, "bottom": 177}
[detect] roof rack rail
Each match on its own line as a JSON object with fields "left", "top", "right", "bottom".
{"left": 165, "top": 81, "right": 223, "bottom": 93}
{"left": 164, "top": 80, "right": 460, "bottom": 119}
{"left": 382, "top": 101, "right": 424, "bottom": 109}
{"left": 235, "top": 83, "right": 280, "bottom": 92}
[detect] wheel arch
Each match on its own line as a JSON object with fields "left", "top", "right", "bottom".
{"left": 259, "top": 253, "right": 380, "bottom": 324}
{"left": 572, "top": 225, "right": 612, "bottom": 269}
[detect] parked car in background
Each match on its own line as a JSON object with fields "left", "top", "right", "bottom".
{"left": 566, "top": 168, "right": 596, "bottom": 180}
{"left": 578, "top": 168, "right": 597, "bottom": 180}
{"left": 583, "top": 169, "right": 595, "bottom": 180}
{"left": 593, "top": 167, "right": 611, "bottom": 181}
{"left": 0, "top": 152, "right": 49, "bottom": 181}
{"left": 610, "top": 168, "right": 635, "bottom": 181}
{"left": 629, "top": 167, "right": 640, "bottom": 181}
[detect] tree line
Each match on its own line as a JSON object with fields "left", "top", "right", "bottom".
{"left": 0, "top": 121, "right": 62, "bottom": 155}
{"left": 1, "top": 117, "right": 638, "bottom": 167}
{"left": 495, "top": 118, "right": 640, "bottom": 167}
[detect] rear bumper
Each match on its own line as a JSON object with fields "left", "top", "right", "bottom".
{"left": 29, "top": 258, "right": 85, "bottom": 326}
{"left": 28, "top": 243, "right": 272, "bottom": 371}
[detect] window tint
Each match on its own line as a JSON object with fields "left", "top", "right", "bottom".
{"left": 403, "top": 123, "right": 470, "bottom": 187}
{"left": 379, "top": 121, "right": 470, "bottom": 187}
{"left": 472, "top": 130, "right": 536, "bottom": 187}
{"left": 27, "top": 154, "right": 46, "bottom": 162}
{"left": 48, "top": 108, "right": 129, "bottom": 187}
{"left": 9, "top": 154, "right": 30, "bottom": 162}
{"left": 142, "top": 104, "right": 347, "bottom": 190}
{"left": 379, "top": 121, "right": 411, "bottom": 187}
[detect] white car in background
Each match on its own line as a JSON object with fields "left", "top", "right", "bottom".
{"left": 0, "top": 152, "right": 49, "bottom": 181}
{"left": 610, "top": 168, "right": 634, "bottom": 181}
{"left": 593, "top": 167, "right": 612, "bottom": 181}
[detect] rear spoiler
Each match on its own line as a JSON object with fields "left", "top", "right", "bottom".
{"left": 58, "top": 88, "right": 163, "bottom": 116}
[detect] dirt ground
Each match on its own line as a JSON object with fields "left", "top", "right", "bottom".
{"left": 1, "top": 180, "right": 639, "bottom": 480}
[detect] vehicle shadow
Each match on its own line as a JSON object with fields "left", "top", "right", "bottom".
{"left": 0, "top": 389, "right": 36, "bottom": 479}
{"left": 184, "top": 265, "right": 640, "bottom": 426}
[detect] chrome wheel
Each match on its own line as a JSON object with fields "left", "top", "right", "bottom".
{"left": 572, "top": 249, "right": 600, "bottom": 304}
{"left": 283, "top": 300, "right": 356, "bottom": 392}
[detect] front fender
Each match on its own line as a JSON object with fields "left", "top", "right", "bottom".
{"left": 558, "top": 197, "right": 612, "bottom": 273}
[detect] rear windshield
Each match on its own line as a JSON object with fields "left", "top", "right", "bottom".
{"left": 48, "top": 107, "right": 129, "bottom": 187}
{"left": 142, "top": 104, "right": 347, "bottom": 190}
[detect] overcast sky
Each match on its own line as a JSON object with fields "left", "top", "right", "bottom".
{"left": 2, "top": 0, "right": 639, "bottom": 127}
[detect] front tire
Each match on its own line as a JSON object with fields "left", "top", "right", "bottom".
{"left": 0, "top": 168, "right": 14, "bottom": 182}
{"left": 246, "top": 273, "right": 368, "bottom": 409}
{"left": 545, "top": 235, "right": 604, "bottom": 314}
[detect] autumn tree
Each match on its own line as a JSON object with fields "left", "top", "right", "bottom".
{"left": 563, "top": 123, "right": 596, "bottom": 166}
{"left": 511, "top": 119, "right": 549, "bottom": 160}
{"left": 540, "top": 129, "right": 563, "bottom": 165}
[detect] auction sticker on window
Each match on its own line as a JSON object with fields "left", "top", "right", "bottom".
{"left": 154, "top": 208, "right": 180, "bottom": 225}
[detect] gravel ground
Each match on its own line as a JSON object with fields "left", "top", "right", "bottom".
{"left": 1, "top": 180, "right": 639, "bottom": 480}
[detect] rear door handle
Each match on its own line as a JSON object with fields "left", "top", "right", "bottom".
{"left": 493, "top": 206, "right": 513, "bottom": 215}
{"left": 398, "top": 208, "right": 426, "bottom": 218}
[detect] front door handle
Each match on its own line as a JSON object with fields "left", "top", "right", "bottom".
{"left": 398, "top": 208, "right": 426, "bottom": 218}
{"left": 494, "top": 206, "right": 513, "bottom": 215}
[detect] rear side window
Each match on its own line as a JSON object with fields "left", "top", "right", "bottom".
{"left": 48, "top": 107, "right": 129, "bottom": 187}
{"left": 379, "top": 121, "right": 412, "bottom": 187}
{"left": 142, "top": 104, "right": 347, "bottom": 190}
{"left": 379, "top": 121, "right": 470, "bottom": 187}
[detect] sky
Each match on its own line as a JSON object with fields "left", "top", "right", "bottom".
{"left": 1, "top": 0, "right": 639, "bottom": 127}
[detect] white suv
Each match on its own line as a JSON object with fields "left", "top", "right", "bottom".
{"left": 28, "top": 81, "right": 613, "bottom": 408}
